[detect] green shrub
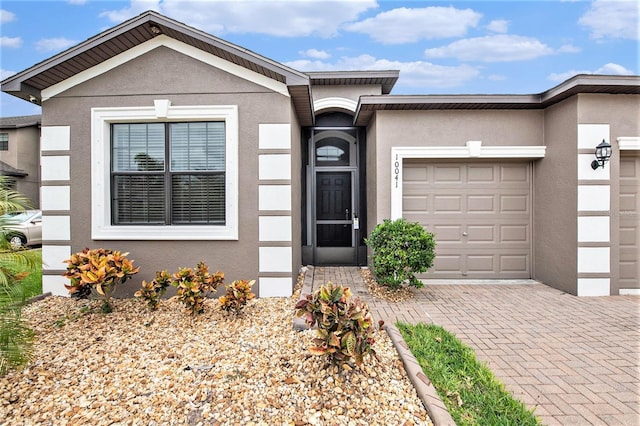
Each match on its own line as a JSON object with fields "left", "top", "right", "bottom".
{"left": 134, "top": 270, "right": 172, "bottom": 311}
{"left": 365, "top": 218, "right": 436, "bottom": 289}
{"left": 172, "top": 261, "right": 224, "bottom": 315}
{"left": 63, "top": 248, "right": 140, "bottom": 312}
{"left": 219, "top": 279, "right": 256, "bottom": 314}
{"left": 295, "top": 282, "right": 375, "bottom": 368}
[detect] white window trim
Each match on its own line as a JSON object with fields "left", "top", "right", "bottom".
{"left": 91, "top": 102, "right": 239, "bottom": 240}
{"left": 618, "top": 136, "right": 640, "bottom": 150}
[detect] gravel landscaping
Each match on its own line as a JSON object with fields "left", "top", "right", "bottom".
{"left": 1, "top": 286, "right": 432, "bottom": 425}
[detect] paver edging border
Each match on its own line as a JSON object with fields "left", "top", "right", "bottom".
{"left": 385, "top": 323, "right": 456, "bottom": 426}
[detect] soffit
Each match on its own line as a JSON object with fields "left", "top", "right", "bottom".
{"left": 307, "top": 71, "right": 399, "bottom": 95}
{"left": 354, "top": 74, "right": 640, "bottom": 126}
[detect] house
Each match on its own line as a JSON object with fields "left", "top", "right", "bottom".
{"left": 0, "top": 115, "right": 41, "bottom": 207}
{"left": 1, "top": 11, "right": 638, "bottom": 297}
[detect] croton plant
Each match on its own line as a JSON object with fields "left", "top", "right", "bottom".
{"left": 63, "top": 248, "right": 140, "bottom": 312}
{"left": 295, "top": 282, "right": 376, "bottom": 368}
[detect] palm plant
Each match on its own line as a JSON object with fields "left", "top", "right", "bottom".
{"left": 0, "top": 176, "right": 39, "bottom": 375}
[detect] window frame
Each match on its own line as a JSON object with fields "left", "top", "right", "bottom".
{"left": 0, "top": 133, "right": 8, "bottom": 151}
{"left": 91, "top": 102, "right": 238, "bottom": 240}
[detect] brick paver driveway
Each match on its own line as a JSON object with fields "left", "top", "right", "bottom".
{"left": 414, "top": 284, "right": 640, "bottom": 426}
{"left": 311, "top": 267, "right": 640, "bottom": 426}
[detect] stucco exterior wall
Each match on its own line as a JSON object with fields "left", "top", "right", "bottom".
{"left": 0, "top": 125, "right": 40, "bottom": 206}
{"left": 369, "top": 109, "right": 544, "bottom": 225}
{"left": 41, "top": 46, "right": 294, "bottom": 297}
{"left": 289, "top": 109, "right": 302, "bottom": 277}
{"left": 577, "top": 93, "right": 640, "bottom": 295}
{"left": 365, "top": 115, "right": 378, "bottom": 239}
{"left": 535, "top": 97, "right": 579, "bottom": 294}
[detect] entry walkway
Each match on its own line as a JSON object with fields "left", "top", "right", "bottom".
{"left": 308, "top": 266, "right": 640, "bottom": 426}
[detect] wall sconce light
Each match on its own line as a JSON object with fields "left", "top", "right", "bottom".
{"left": 590, "top": 139, "right": 612, "bottom": 170}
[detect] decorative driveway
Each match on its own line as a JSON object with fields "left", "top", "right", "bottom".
{"left": 311, "top": 267, "right": 640, "bottom": 426}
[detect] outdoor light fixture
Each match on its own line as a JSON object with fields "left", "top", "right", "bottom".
{"left": 150, "top": 25, "right": 162, "bottom": 35}
{"left": 591, "top": 139, "right": 612, "bottom": 170}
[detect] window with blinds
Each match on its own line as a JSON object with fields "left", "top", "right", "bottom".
{"left": 111, "top": 122, "right": 226, "bottom": 225}
{"left": 0, "top": 133, "right": 8, "bottom": 151}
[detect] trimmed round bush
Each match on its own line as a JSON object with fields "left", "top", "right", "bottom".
{"left": 365, "top": 218, "right": 436, "bottom": 289}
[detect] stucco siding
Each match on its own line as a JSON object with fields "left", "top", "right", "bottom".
{"left": 0, "top": 126, "right": 40, "bottom": 206}
{"left": 41, "top": 46, "right": 294, "bottom": 297}
{"left": 536, "top": 97, "right": 579, "bottom": 294}
{"left": 577, "top": 93, "right": 640, "bottom": 294}
{"left": 370, "top": 109, "right": 544, "bottom": 225}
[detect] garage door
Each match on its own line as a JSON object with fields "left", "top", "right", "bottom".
{"left": 619, "top": 155, "right": 640, "bottom": 290}
{"left": 403, "top": 161, "right": 531, "bottom": 279}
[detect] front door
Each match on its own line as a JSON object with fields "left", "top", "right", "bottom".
{"left": 316, "top": 171, "right": 352, "bottom": 247}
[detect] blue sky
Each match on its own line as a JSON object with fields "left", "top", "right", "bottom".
{"left": 1, "top": 0, "right": 638, "bottom": 117}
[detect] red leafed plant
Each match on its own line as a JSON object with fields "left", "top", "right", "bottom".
{"left": 295, "top": 282, "right": 376, "bottom": 368}
{"left": 63, "top": 248, "right": 140, "bottom": 312}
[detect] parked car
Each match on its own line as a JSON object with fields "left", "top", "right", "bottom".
{"left": 1, "top": 210, "right": 42, "bottom": 249}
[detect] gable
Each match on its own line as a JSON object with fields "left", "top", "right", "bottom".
{"left": 43, "top": 35, "right": 289, "bottom": 102}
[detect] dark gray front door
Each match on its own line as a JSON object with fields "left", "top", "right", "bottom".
{"left": 316, "top": 171, "right": 352, "bottom": 247}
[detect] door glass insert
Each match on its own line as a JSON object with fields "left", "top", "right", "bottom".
{"left": 315, "top": 138, "right": 350, "bottom": 166}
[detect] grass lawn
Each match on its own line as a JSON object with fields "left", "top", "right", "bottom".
{"left": 20, "top": 248, "right": 42, "bottom": 299}
{"left": 397, "top": 321, "right": 540, "bottom": 426}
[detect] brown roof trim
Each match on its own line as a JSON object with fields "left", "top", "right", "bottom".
{"left": 1, "top": 10, "right": 309, "bottom": 99}
{"left": 307, "top": 70, "right": 399, "bottom": 94}
{"left": 354, "top": 74, "right": 640, "bottom": 126}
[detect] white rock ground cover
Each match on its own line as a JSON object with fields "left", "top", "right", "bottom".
{"left": 1, "top": 290, "right": 432, "bottom": 425}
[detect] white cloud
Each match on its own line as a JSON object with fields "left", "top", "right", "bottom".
{"left": 299, "top": 49, "right": 331, "bottom": 59}
{"left": 35, "top": 37, "right": 78, "bottom": 52}
{"left": 548, "top": 62, "right": 635, "bottom": 82}
{"left": 1, "top": 69, "right": 16, "bottom": 80}
{"left": 0, "top": 36, "right": 22, "bottom": 48}
{"left": 100, "top": 0, "right": 161, "bottom": 23}
{"left": 102, "top": 0, "right": 376, "bottom": 38}
{"left": 286, "top": 54, "right": 480, "bottom": 89}
{"left": 424, "top": 35, "right": 555, "bottom": 62}
{"left": 558, "top": 44, "right": 581, "bottom": 53}
{"left": 344, "top": 6, "right": 482, "bottom": 44}
{"left": 486, "top": 19, "right": 508, "bottom": 33}
{"left": 0, "top": 9, "right": 16, "bottom": 23}
{"left": 579, "top": 0, "right": 639, "bottom": 40}
{"left": 68, "top": 0, "right": 87, "bottom": 4}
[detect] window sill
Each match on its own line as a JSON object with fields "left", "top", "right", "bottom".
{"left": 92, "top": 225, "right": 238, "bottom": 241}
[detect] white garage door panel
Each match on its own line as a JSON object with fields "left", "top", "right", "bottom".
{"left": 403, "top": 161, "right": 532, "bottom": 279}
{"left": 619, "top": 156, "right": 640, "bottom": 289}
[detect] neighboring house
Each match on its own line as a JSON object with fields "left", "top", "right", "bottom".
{"left": 1, "top": 11, "right": 638, "bottom": 297}
{"left": 0, "top": 115, "right": 41, "bottom": 207}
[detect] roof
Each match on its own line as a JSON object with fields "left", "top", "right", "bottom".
{"left": 354, "top": 74, "right": 640, "bottom": 126}
{"left": 2, "top": 10, "right": 637, "bottom": 129}
{"left": 0, "top": 115, "right": 41, "bottom": 129}
{"left": 0, "top": 10, "right": 315, "bottom": 125}
{"left": 307, "top": 71, "right": 399, "bottom": 95}
{"left": 0, "top": 161, "right": 28, "bottom": 177}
